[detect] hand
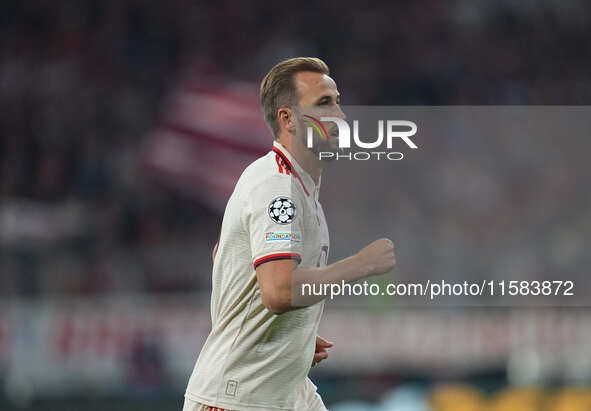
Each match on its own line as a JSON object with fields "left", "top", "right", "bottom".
{"left": 356, "top": 238, "right": 396, "bottom": 277}
{"left": 311, "top": 336, "right": 333, "bottom": 367}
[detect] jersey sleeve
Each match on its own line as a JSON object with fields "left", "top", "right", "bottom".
{"left": 242, "top": 175, "right": 306, "bottom": 269}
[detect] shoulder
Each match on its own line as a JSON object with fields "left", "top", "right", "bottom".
{"left": 236, "top": 152, "right": 305, "bottom": 201}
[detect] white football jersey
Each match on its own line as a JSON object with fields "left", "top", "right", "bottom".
{"left": 185, "top": 141, "right": 330, "bottom": 410}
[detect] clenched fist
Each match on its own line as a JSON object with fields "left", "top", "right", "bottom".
{"left": 356, "top": 238, "right": 396, "bottom": 276}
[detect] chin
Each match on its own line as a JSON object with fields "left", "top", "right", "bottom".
{"left": 315, "top": 140, "right": 337, "bottom": 154}
{"left": 305, "top": 136, "right": 341, "bottom": 158}
{"left": 327, "top": 140, "right": 343, "bottom": 155}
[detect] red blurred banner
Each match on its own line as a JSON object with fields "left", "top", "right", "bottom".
{"left": 142, "top": 75, "right": 271, "bottom": 211}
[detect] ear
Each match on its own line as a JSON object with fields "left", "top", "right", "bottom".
{"left": 277, "top": 107, "right": 295, "bottom": 134}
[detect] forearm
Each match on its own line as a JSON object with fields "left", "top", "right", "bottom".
{"left": 262, "top": 238, "right": 395, "bottom": 314}
{"left": 287, "top": 253, "right": 372, "bottom": 309}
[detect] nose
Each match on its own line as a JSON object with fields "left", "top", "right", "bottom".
{"left": 334, "top": 104, "right": 346, "bottom": 120}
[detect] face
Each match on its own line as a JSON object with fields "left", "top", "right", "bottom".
{"left": 292, "top": 72, "right": 345, "bottom": 157}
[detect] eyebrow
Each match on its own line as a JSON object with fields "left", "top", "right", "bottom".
{"left": 315, "top": 94, "right": 341, "bottom": 105}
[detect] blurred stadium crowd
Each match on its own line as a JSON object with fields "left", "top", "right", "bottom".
{"left": 2, "top": 0, "right": 590, "bottom": 296}
{"left": 1, "top": 1, "right": 590, "bottom": 410}
{"left": 328, "top": 384, "right": 591, "bottom": 411}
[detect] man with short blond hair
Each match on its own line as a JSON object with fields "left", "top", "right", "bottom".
{"left": 184, "top": 57, "right": 395, "bottom": 411}
{"left": 260, "top": 57, "right": 330, "bottom": 138}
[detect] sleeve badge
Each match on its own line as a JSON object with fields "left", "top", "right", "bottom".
{"left": 268, "top": 197, "right": 296, "bottom": 224}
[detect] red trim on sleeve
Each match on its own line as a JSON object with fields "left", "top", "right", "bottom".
{"left": 253, "top": 252, "right": 302, "bottom": 268}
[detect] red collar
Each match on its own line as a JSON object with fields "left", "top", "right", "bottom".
{"left": 272, "top": 145, "right": 310, "bottom": 197}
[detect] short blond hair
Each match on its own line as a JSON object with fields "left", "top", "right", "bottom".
{"left": 260, "top": 57, "right": 330, "bottom": 138}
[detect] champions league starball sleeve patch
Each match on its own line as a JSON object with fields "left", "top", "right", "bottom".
{"left": 268, "top": 197, "right": 296, "bottom": 224}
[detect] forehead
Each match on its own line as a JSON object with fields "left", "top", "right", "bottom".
{"left": 293, "top": 72, "right": 338, "bottom": 103}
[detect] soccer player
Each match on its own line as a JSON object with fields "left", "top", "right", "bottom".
{"left": 184, "top": 57, "right": 396, "bottom": 411}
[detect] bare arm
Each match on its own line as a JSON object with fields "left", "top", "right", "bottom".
{"left": 256, "top": 238, "right": 395, "bottom": 314}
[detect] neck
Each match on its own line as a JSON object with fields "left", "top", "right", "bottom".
{"left": 277, "top": 136, "right": 322, "bottom": 184}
